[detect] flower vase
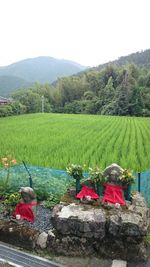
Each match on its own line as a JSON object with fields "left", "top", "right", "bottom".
{"left": 76, "top": 178, "right": 81, "bottom": 194}
{"left": 96, "top": 182, "right": 103, "bottom": 196}
{"left": 124, "top": 184, "right": 131, "bottom": 201}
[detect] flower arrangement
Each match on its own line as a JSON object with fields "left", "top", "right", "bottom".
{"left": 66, "top": 164, "right": 84, "bottom": 194}
{"left": 66, "top": 164, "right": 83, "bottom": 180}
{"left": 119, "top": 169, "right": 135, "bottom": 185}
{"left": 89, "top": 166, "right": 107, "bottom": 185}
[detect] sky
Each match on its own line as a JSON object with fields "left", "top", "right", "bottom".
{"left": 0, "top": 0, "right": 150, "bottom": 67}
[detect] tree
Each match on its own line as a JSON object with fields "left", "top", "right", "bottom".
{"left": 128, "top": 87, "right": 144, "bottom": 116}
{"left": 83, "top": 91, "right": 95, "bottom": 100}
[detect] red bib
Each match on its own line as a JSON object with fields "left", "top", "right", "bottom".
{"left": 76, "top": 185, "right": 99, "bottom": 199}
{"left": 14, "top": 202, "right": 37, "bottom": 222}
{"left": 102, "top": 183, "right": 126, "bottom": 205}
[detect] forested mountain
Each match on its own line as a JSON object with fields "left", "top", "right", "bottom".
{"left": 96, "top": 49, "right": 150, "bottom": 70}
{"left": 0, "top": 56, "right": 86, "bottom": 96}
{"left": 3, "top": 61, "right": 149, "bottom": 118}
{"left": 1, "top": 49, "right": 150, "bottom": 117}
{"left": 0, "top": 75, "right": 30, "bottom": 96}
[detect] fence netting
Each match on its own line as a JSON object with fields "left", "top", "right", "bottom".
{"left": 135, "top": 170, "right": 150, "bottom": 204}
{"left": 0, "top": 165, "right": 150, "bottom": 204}
{"left": 0, "top": 164, "right": 72, "bottom": 197}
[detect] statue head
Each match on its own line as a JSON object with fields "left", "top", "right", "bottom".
{"left": 103, "top": 163, "right": 123, "bottom": 183}
{"left": 19, "top": 187, "right": 36, "bottom": 204}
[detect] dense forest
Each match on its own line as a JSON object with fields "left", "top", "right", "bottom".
{"left": 1, "top": 50, "right": 150, "bottom": 117}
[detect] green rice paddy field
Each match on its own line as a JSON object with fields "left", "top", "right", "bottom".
{"left": 0, "top": 113, "right": 150, "bottom": 172}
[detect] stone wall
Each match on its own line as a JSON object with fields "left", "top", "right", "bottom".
{"left": 47, "top": 192, "right": 149, "bottom": 261}
{"left": 0, "top": 192, "right": 149, "bottom": 261}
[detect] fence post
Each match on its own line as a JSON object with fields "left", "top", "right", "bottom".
{"left": 22, "top": 161, "right": 33, "bottom": 188}
{"left": 138, "top": 172, "right": 141, "bottom": 192}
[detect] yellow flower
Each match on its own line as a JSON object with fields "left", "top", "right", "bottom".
{"left": 2, "top": 157, "right": 8, "bottom": 163}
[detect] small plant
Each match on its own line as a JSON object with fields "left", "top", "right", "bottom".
{"left": 4, "top": 192, "right": 21, "bottom": 207}
{"left": 3, "top": 192, "right": 21, "bottom": 215}
{"left": 44, "top": 193, "right": 61, "bottom": 209}
{"left": 35, "top": 186, "right": 50, "bottom": 201}
{"left": 0, "top": 154, "right": 17, "bottom": 194}
{"left": 119, "top": 169, "right": 135, "bottom": 185}
{"left": 66, "top": 164, "right": 84, "bottom": 194}
{"left": 66, "top": 164, "right": 83, "bottom": 180}
{"left": 89, "top": 166, "right": 107, "bottom": 185}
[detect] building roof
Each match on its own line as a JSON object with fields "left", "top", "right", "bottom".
{"left": 0, "top": 96, "right": 11, "bottom": 104}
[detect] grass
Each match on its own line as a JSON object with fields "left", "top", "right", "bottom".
{"left": 0, "top": 113, "right": 150, "bottom": 172}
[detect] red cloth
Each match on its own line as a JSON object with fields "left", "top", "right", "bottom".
{"left": 102, "top": 183, "right": 126, "bottom": 205}
{"left": 76, "top": 185, "right": 99, "bottom": 199}
{"left": 14, "top": 202, "right": 37, "bottom": 222}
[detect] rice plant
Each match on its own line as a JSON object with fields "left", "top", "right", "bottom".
{"left": 0, "top": 113, "right": 150, "bottom": 172}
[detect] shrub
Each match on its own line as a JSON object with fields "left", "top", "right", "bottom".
{"left": 66, "top": 164, "right": 83, "bottom": 180}
{"left": 44, "top": 193, "right": 61, "bottom": 209}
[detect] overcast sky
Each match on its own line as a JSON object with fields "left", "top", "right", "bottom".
{"left": 0, "top": 0, "right": 150, "bottom": 67}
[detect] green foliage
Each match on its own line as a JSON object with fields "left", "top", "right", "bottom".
{"left": 1, "top": 50, "right": 150, "bottom": 117}
{"left": 50, "top": 62, "right": 150, "bottom": 117}
{"left": 118, "top": 169, "right": 135, "bottom": 185}
{"left": 89, "top": 166, "right": 107, "bottom": 184}
{"left": 34, "top": 187, "right": 51, "bottom": 201}
{"left": 0, "top": 105, "right": 13, "bottom": 117}
{"left": 4, "top": 192, "right": 21, "bottom": 207}
{"left": 66, "top": 164, "right": 83, "bottom": 179}
{"left": 1, "top": 61, "right": 150, "bottom": 117}
{"left": 44, "top": 193, "right": 61, "bottom": 208}
{"left": 11, "top": 101, "right": 27, "bottom": 115}
{"left": 2, "top": 192, "right": 21, "bottom": 215}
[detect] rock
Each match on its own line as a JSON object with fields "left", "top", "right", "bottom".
{"left": 52, "top": 203, "right": 106, "bottom": 238}
{"left": 131, "top": 192, "right": 147, "bottom": 207}
{"left": 120, "top": 212, "right": 147, "bottom": 237}
{"left": 47, "top": 234, "right": 94, "bottom": 256}
{"left": 48, "top": 229, "right": 56, "bottom": 238}
{"left": 111, "top": 260, "right": 127, "bottom": 267}
{"left": 108, "top": 211, "right": 149, "bottom": 241}
{"left": 109, "top": 214, "right": 121, "bottom": 236}
{"left": 0, "top": 188, "right": 149, "bottom": 261}
{"left": 36, "top": 232, "right": 48, "bottom": 249}
{"left": 128, "top": 205, "right": 149, "bottom": 219}
{"left": 48, "top": 193, "right": 149, "bottom": 260}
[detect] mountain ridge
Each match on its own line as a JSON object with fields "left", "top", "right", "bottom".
{"left": 0, "top": 56, "right": 87, "bottom": 96}
{"left": 1, "top": 49, "right": 150, "bottom": 97}
{"left": 95, "top": 49, "right": 150, "bottom": 71}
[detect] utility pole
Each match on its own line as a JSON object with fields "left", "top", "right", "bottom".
{"left": 41, "top": 95, "right": 44, "bottom": 113}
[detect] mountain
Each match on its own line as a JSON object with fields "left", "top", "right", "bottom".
{"left": 0, "top": 75, "right": 31, "bottom": 97}
{"left": 96, "top": 49, "right": 150, "bottom": 71}
{"left": 0, "top": 56, "right": 87, "bottom": 96}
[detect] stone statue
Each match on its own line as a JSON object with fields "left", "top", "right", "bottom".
{"left": 14, "top": 187, "right": 37, "bottom": 222}
{"left": 19, "top": 187, "right": 36, "bottom": 204}
{"left": 102, "top": 163, "right": 123, "bottom": 184}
